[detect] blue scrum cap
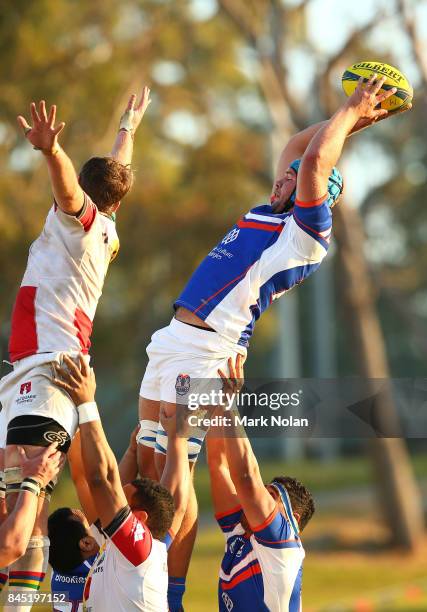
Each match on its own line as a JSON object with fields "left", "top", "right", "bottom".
{"left": 289, "top": 158, "right": 343, "bottom": 208}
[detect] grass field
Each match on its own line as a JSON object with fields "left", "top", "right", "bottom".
{"left": 6, "top": 454, "right": 427, "bottom": 611}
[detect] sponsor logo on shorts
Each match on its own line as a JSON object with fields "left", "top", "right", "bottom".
{"left": 17, "top": 381, "right": 36, "bottom": 405}
{"left": 20, "top": 382, "right": 32, "bottom": 395}
{"left": 43, "top": 430, "right": 68, "bottom": 446}
{"left": 175, "top": 374, "right": 191, "bottom": 396}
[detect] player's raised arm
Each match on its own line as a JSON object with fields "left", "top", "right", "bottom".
{"left": 159, "top": 406, "right": 190, "bottom": 536}
{"left": 17, "top": 101, "right": 85, "bottom": 215}
{"left": 0, "top": 444, "right": 63, "bottom": 567}
{"left": 110, "top": 85, "right": 151, "bottom": 166}
{"left": 206, "top": 425, "right": 240, "bottom": 517}
{"left": 219, "top": 356, "right": 276, "bottom": 528}
{"left": 53, "top": 356, "right": 128, "bottom": 529}
{"left": 296, "top": 74, "right": 395, "bottom": 203}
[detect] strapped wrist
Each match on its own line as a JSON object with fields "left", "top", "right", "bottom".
{"left": 77, "top": 401, "right": 100, "bottom": 424}
{"left": 21, "top": 477, "right": 42, "bottom": 497}
{"left": 119, "top": 110, "right": 135, "bottom": 135}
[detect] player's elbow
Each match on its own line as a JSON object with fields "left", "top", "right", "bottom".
{"left": 301, "top": 148, "right": 326, "bottom": 173}
{"left": 232, "top": 467, "right": 261, "bottom": 496}
{"left": 85, "top": 462, "right": 116, "bottom": 488}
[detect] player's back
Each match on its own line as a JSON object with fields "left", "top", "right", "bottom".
{"left": 8, "top": 195, "right": 119, "bottom": 362}
{"left": 175, "top": 198, "right": 332, "bottom": 347}
{"left": 217, "top": 506, "right": 304, "bottom": 612}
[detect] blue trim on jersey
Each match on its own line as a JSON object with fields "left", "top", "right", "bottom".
{"left": 51, "top": 555, "right": 96, "bottom": 605}
{"left": 175, "top": 202, "right": 331, "bottom": 346}
{"left": 290, "top": 564, "right": 303, "bottom": 610}
{"left": 216, "top": 507, "right": 243, "bottom": 533}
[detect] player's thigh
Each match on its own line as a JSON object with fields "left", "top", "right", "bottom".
{"left": 138, "top": 396, "right": 160, "bottom": 422}
{"left": 138, "top": 397, "right": 160, "bottom": 480}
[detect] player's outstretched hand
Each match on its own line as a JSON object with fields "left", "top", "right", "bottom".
{"left": 17, "top": 101, "right": 65, "bottom": 154}
{"left": 53, "top": 354, "right": 96, "bottom": 407}
{"left": 19, "top": 443, "right": 65, "bottom": 488}
{"left": 346, "top": 74, "right": 397, "bottom": 123}
{"left": 119, "top": 85, "right": 151, "bottom": 134}
{"left": 218, "top": 354, "right": 245, "bottom": 398}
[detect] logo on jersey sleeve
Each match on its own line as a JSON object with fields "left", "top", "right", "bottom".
{"left": 221, "top": 228, "right": 240, "bottom": 245}
{"left": 175, "top": 374, "right": 191, "bottom": 396}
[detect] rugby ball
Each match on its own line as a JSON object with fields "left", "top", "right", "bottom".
{"left": 342, "top": 61, "right": 413, "bottom": 112}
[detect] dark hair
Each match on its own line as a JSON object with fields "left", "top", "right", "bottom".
{"left": 48, "top": 508, "right": 87, "bottom": 573}
{"left": 129, "top": 478, "right": 175, "bottom": 540}
{"left": 79, "top": 157, "right": 133, "bottom": 213}
{"left": 271, "top": 476, "right": 315, "bottom": 532}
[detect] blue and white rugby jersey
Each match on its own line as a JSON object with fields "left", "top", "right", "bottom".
{"left": 175, "top": 195, "right": 332, "bottom": 346}
{"left": 217, "top": 504, "right": 304, "bottom": 612}
{"left": 51, "top": 555, "right": 96, "bottom": 612}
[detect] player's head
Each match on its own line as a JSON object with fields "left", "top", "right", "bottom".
{"left": 79, "top": 157, "right": 133, "bottom": 214}
{"left": 267, "top": 476, "right": 315, "bottom": 533}
{"left": 123, "top": 478, "right": 175, "bottom": 540}
{"left": 271, "top": 159, "right": 344, "bottom": 212}
{"left": 48, "top": 507, "right": 99, "bottom": 573}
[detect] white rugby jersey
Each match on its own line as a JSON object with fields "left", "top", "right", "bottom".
{"left": 8, "top": 194, "right": 119, "bottom": 362}
{"left": 175, "top": 195, "right": 332, "bottom": 347}
{"left": 83, "top": 510, "right": 168, "bottom": 612}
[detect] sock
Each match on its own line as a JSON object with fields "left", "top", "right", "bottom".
{"left": 168, "top": 576, "right": 186, "bottom": 612}
{"left": 4, "top": 536, "right": 49, "bottom": 612}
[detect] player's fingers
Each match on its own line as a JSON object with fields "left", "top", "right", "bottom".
{"left": 54, "top": 361, "right": 75, "bottom": 381}
{"left": 139, "top": 86, "right": 151, "bottom": 107}
{"left": 79, "top": 353, "right": 89, "bottom": 377}
{"left": 376, "top": 86, "right": 396, "bottom": 102}
{"left": 39, "top": 100, "right": 48, "bottom": 122}
{"left": 52, "top": 377, "right": 73, "bottom": 394}
{"left": 366, "top": 72, "right": 377, "bottom": 88}
{"left": 53, "top": 121, "right": 65, "bottom": 137}
{"left": 62, "top": 355, "right": 82, "bottom": 379}
{"left": 17, "top": 446, "right": 27, "bottom": 460}
{"left": 17, "top": 115, "right": 31, "bottom": 132}
{"left": 48, "top": 104, "right": 56, "bottom": 128}
{"left": 30, "top": 102, "right": 40, "bottom": 124}
{"left": 372, "top": 76, "right": 386, "bottom": 95}
{"left": 228, "top": 356, "right": 237, "bottom": 381}
{"left": 374, "top": 109, "right": 388, "bottom": 120}
{"left": 126, "top": 94, "right": 137, "bottom": 111}
{"left": 44, "top": 443, "right": 59, "bottom": 459}
{"left": 218, "top": 368, "right": 227, "bottom": 381}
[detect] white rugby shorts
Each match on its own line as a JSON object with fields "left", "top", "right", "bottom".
{"left": 139, "top": 318, "right": 247, "bottom": 405}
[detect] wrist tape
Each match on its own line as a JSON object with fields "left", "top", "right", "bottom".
{"left": 20, "top": 478, "right": 41, "bottom": 497}
{"left": 77, "top": 402, "right": 100, "bottom": 424}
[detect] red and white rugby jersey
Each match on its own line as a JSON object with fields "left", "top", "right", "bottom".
{"left": 8, "top": 194, "right": 119, "bottom": 362}
{"left": 83, "top": 508, "right": 168, "bottom": 612}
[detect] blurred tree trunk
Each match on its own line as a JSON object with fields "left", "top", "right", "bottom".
{"left": 218, "top": 0, "right": 424, "bottom": 551}
{"left": 334, "top": 203, "right": 424, "bottom": 550}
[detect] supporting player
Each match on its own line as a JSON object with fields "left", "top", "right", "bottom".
{"left": 0, "top": 86, "right": 151, "bottom": 610}
{"left": 0, "top": 443, "right": 63, "bottom": 569}
{"left": 48, "top": 426, "right": 140, "bottom": 611}
{"left": 52, "top": 356, "right": 190, "bottom": 611}
{"left": 137, "top": 74, "right": 406, "bottom": 602}
{"left": 208, "top": 354, "right": 313, "bottom": 611}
